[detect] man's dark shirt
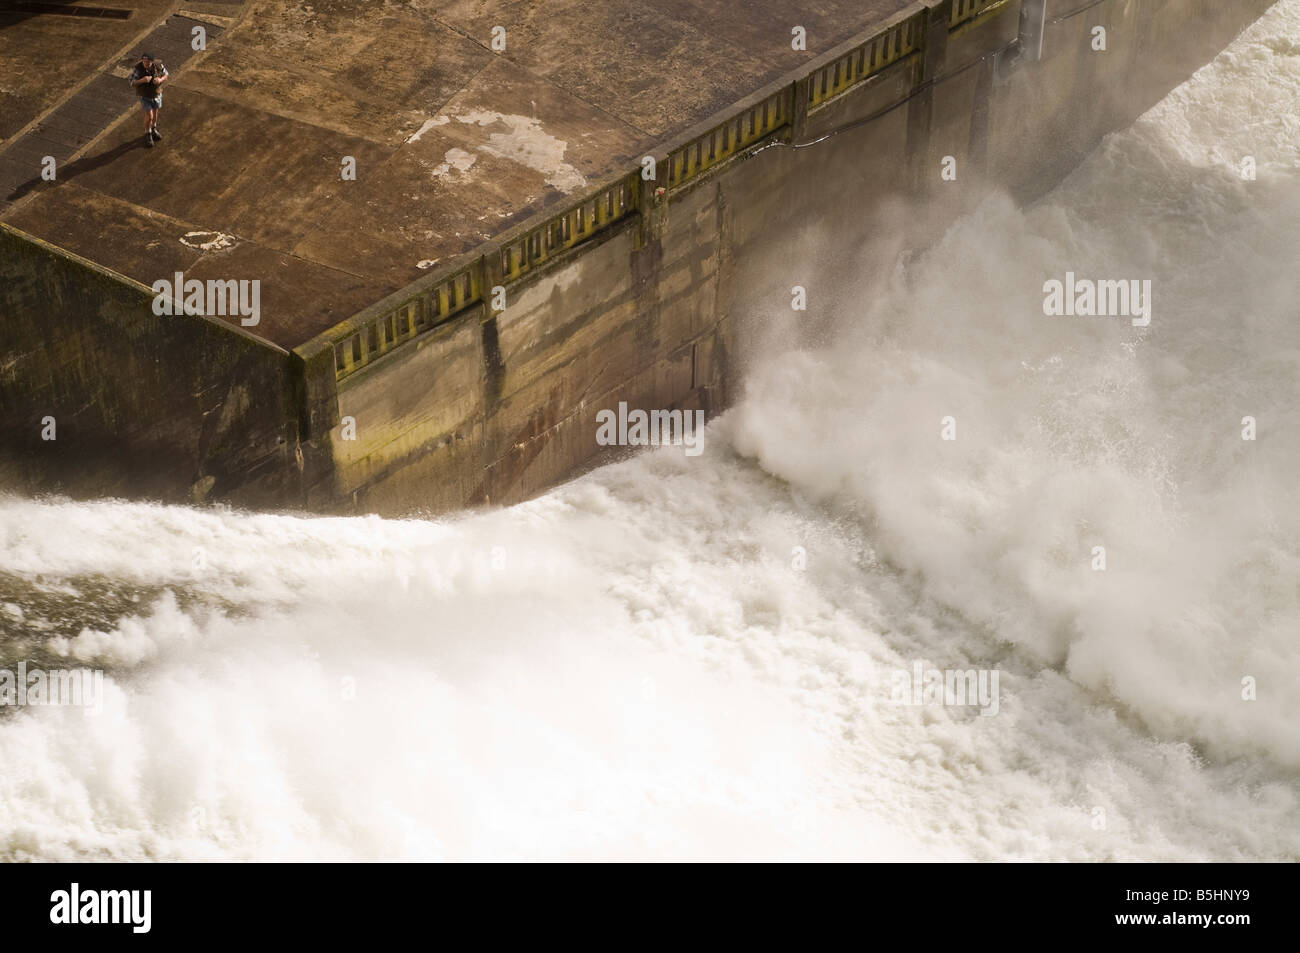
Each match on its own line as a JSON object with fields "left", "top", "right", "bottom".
{"left": 128, "top": 61, "right": 168, "bottom": 100}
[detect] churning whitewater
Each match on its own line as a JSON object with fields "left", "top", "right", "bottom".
{"left": 2, "top": 1, "right": 1298, "bottom": 862}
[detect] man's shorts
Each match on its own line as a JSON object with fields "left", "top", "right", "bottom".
{"left": 138, "top": 96, "right": 161, "bottom": 111}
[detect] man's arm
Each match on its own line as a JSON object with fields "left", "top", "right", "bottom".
{"left": 153, "top": 66, "right": 169, "bottom": 88}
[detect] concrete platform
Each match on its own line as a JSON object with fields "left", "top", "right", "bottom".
{"left": 0, "top": 0, "right": 912, "bottom": 348}
{"left": 0, "top": 0, "right": 175, "bottom": 139}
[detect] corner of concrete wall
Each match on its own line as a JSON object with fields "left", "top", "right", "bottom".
{"left": 0, "top": 223, "right": 301, "bottom": 505}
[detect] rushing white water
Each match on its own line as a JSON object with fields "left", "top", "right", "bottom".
{"left": 2, "top": 2, "right": 1298, "bottom": 862}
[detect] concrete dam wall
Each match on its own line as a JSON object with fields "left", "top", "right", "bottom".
{"left": 0, "top": 0, "right": 1275, "bottom": 514}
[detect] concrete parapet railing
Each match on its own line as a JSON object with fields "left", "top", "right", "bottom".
{"left": 331, "top": 256, "right": 482, "bottom": 380}
{"left": 298, "top": 0, "right": 1013, "bottom": 392}
{"left": 807, "top": 10, "right": 924, "bottom": 110}
{"left": 665, "top": 86, "right": 793, "bottom": 189}
{"left": 499, "top": 173, "right": 640, "bottom": 282}
{"left": 317, "top": 171, "right": 642, "bottom": 385}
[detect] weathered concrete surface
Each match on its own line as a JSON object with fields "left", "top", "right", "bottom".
{"left": 0, "top": 0, "right": 174, "bottom": 142}
{"left": 0, "top": 0, "right": 915, "bottom": 347}
{"left": 0, "top": 0, "right": 1279, "bottom": 513}
{"left": 302, "top": 0, "right": 1277, "bottom": 514}
{"left": 0, "top": 224, "right": 299, "bottom": 504}
{"left": 0, "top": 8, "right": 230, "bottom": 221}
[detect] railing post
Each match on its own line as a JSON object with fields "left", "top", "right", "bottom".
{"left": 637, "top": 164, "right": 667, "bottom": 250}
{"left": 480, "top": 251, "right": 502, "bottom": 322}
{"left": 923, "top": 0, "right": 951, "bottom": 79}
{"left": 906, "top": 2, "right": 951, "bottom": 191}
{"left": 292, "top": 337, "right": 341, "bottom": 442}
{"left": 790, "top": 77, "right": 810, "bottom": 143}
{"left": 476, "top": 250, "right": 506, "bottom": 411}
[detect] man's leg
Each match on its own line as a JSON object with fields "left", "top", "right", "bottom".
{"left": 150, "top": 107, "right": 161, "bottom": 141}
{"left": 142, "top": 102, "right": 154, "bottom": 147}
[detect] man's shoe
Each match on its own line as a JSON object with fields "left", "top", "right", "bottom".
{"left": 144, "top": 134, "right": 153, "bottom": 148}
{"left": 150, "top": 127, "right": 162, "bottom": 141}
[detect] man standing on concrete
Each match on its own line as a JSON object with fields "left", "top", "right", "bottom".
{"left": 128, "top": 53, "right": 168, "bottom": 148}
